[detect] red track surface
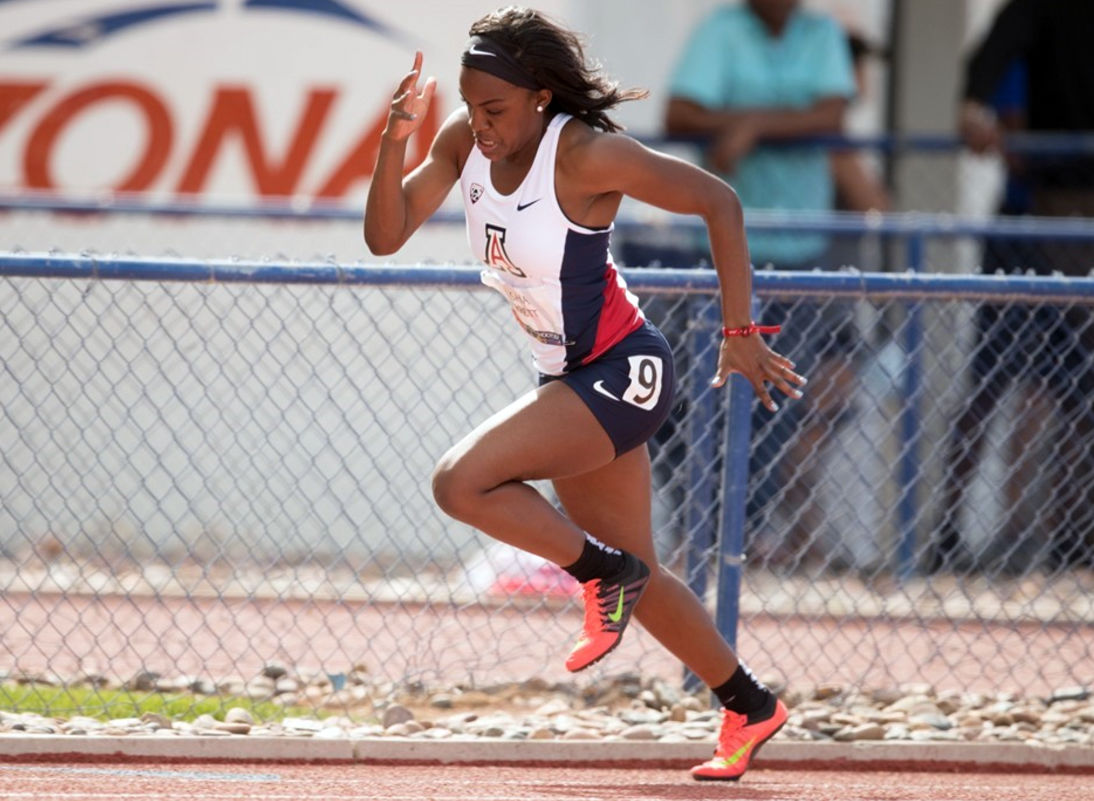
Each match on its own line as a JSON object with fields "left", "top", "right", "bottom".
{"left": 0, "top": 762, "right": 1089, "bottom": 801}
{"left": 3, "top": 592, "right": 1090, "bottom": 694}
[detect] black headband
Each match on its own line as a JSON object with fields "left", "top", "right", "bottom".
{"left": 460, "top": 35, "right": 540, "bottom": 90}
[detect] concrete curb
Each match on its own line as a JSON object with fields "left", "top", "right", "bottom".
{"left": 0, "top": 735, "right": 1092, "bottom": 771}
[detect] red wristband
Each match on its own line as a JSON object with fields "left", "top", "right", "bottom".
{"left": 721, "top": 322, "right": 781, "bottom": 338}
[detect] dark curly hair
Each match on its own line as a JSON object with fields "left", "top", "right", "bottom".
{"left": 468, "top": 6, "right": 647, "bottom": 133}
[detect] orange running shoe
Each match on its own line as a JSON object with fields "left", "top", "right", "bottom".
{"left": 690, "top": 695, "right": 788, "bottom": 781}
{"left": 564, "top": 552, "right": 650, "bottom": 672}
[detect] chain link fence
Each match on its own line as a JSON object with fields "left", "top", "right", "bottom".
{"left": 1, "top": 253, "right": 1091, "bottom": 720}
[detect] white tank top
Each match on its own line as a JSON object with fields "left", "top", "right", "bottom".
{"left": 460, "top": 113, "right": 644, "bottom": 376}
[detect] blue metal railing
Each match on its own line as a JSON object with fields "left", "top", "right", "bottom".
{"left": 9, "top": 250, "right": 1094, "bottom": 295}
{"left": 5, "top": 192, "right": 1094, "bottom": 242}
{"left": 659, "top": 131, "right": 1094, "bottom": 154}
{"left": 4, "top": 253, "right": 1094, "bottom": 663}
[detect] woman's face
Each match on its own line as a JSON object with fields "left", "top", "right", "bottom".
{"left": 459, "top": 66, "right": 547, "bottom": 162}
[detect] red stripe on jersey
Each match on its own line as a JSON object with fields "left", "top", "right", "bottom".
{"left": 582, "top": 263, "right": 643, "bottom": 365}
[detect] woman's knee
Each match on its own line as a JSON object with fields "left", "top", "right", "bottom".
{"left": 430, "top": 456, "right": 460, "bottom": 516}
{"left": 431, "top": 453, "right": 479, "bottom": 520}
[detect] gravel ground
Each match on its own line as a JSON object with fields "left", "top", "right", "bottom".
{"left": 1, "top": 668, "right": 1091, "bottom": 750}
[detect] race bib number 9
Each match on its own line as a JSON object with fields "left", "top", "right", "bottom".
{"left": 622, "top": 355, "right": 664, "bottom": 410}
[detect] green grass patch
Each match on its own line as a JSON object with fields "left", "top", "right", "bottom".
{"left": 0, "top": 683, "right": 325, "bottom": 723}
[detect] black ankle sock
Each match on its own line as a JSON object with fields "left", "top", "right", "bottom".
{"left": 712, "top": 664, "right": 771, "bottom": 716}
{"left": 561, "top": 535, "right": 627, "bottom": 583}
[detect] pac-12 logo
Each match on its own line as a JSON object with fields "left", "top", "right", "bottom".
{"left": 485, "top": 224, "right": 526, "bottom": 277}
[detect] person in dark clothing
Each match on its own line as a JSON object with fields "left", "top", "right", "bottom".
{"left": 960, "top": 0, "right": 1094, "bottom": 203}
{"left": 960, "top": 0, "right": 1094, "bottom": 245}
{"left": 933, "top": 0, "right": 1094, "bottom": 574}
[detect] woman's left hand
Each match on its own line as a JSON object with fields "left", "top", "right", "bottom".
{"left": 384, "top": 51, "right": 436, "bottom": 142}
{"left": 711, "top": 335, "right": 805, "bottom": 412}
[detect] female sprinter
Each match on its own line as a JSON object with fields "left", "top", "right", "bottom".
{"left": 364, "top": 6, "right": 805, "bottom": 782}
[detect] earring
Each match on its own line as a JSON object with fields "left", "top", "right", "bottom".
{"left": 536, "top": 105, "right": 544, "bottom": 112}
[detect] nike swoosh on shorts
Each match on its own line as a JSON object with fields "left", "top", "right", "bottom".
{"left": 592, "top": 380, "right": 619, "bottom": 401}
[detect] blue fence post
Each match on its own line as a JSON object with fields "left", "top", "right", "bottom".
{"left": 684, "top": 297, "right": 721, "bottom": 596}
{"left": 897, "top": 235, "right": 926, "bottom": 580}
{"left": 682, "top": 295, "right": 721, "bottom": 691}
{"left": 714, "top": 300, "right": 757, "bottom": 651}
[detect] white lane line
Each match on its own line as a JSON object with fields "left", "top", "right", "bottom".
{"left": 0, "top": 765, "right": 280, "bottom": 782}
{"left": 0, "top": 795, "right": 534, "bottom": 801}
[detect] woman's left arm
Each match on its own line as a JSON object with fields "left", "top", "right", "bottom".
{"left": 570, "top": 132, "right": 805, "bottom": 410}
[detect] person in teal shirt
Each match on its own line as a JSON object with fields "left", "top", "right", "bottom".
{"left": 664, "top": 0, "right": 858, "bottom": 569}
{"left": 666, "top": 0, "right": 855, "bottom": 266}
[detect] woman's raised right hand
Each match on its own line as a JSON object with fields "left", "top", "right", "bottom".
{"left": 385, "top": 51, "right": 437, "bottom": 142}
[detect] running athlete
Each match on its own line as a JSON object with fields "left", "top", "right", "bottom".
{"left": 364, "top": 7, "right": 805, "bottom": 782}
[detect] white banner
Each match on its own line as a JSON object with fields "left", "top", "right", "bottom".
{"left": 0, "top": 0, "right": 571, "bottom": 203}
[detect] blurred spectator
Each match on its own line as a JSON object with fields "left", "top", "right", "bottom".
{"left": 664, "top": 0, "right": 854, "bottom": 265}
{"left": 933, "top": 0, "right": 1094, "bottom": 573}
{"left": 958, "top": 0, "right": 1094, "bottom": 263}
{"left": 663, "top": 0, "right": 857, "bottom": 568}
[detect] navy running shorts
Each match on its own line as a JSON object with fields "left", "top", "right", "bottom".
{"left": 539, "top": 320, "right": 677, "bottom": 457}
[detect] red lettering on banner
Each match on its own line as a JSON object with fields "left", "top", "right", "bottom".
{"left": 315, "top": 92, "right": 440, "bottom": 199}
{"left": 6, "top": 78, "right": 444, "bottom": 199}
{"left": 23, "top": 81, "right": 172, "bottom": 192}
{"left": 176, "top": 86, "right": 336, "bottom": 196}
{"left": 313, "top": 110, "right": 384, "bottom": 199}
{"left": 0, "top": 81, "right": 48, "bottom": 133}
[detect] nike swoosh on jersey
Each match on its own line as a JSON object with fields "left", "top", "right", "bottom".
{"left": 592, "top": 380, "right": 619, "bottom": 401}
{"left": 516, "top": 199, "right": 541, "bottom": 211}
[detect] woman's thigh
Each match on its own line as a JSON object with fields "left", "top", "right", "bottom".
{"left": 438, "top": 380, "right": 617, "bottom": 487}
